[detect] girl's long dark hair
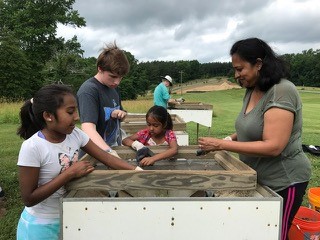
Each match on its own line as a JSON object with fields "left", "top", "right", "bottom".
{"left": 17, "top": 84, "right": 74, "bottom": 139}
{"left": 230, "top": 37, "right": 289, "bottom": 91}
{"left": 146, "top": 105, "right": 173, "bottom": 130}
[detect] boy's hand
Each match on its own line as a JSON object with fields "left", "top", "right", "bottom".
{"left": 111, "top": 109, "right": 127, "bottom": 120}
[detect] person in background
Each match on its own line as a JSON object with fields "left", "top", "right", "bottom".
{"left": 198, "top": 37, "right": 311, "bottom": 240}
{"left": 122, "top": 105, "right": 178, "bottom": 167}
{"left": 16, "top": 84, "right": 141, "bottom": 240}
{"left": 77, "top": 42, "right": 129, "bottom": 158}
{"left": 153, "top": 75, "right": 183, "bottom": 109}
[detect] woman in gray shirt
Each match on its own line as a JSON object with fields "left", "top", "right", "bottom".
{"left": 198, "top": 38, "right": 311, "bottom": 240}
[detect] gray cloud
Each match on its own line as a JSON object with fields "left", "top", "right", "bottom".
{"left": 57, "top": 0, "right": 320, "bottom": 63}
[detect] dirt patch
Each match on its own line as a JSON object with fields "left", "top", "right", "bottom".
{"left": 172, "top": 79, "right": 241, "bottom": 94}
{"left": 187, "top": 81, "right": 241, "bottom": 92}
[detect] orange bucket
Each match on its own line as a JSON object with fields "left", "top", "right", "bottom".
{"left": 288, "top": 206, "right": 320, "bottom": 239}
{"left": 308, "top": 187, "right": 320, "bottom": 212}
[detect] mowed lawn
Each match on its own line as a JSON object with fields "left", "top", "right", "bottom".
{"left": 0, "top": 87, "right": 319, "bottom": 240}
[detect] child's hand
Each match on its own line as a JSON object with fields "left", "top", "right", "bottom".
{"left": 136, "top": 147, "right": 154, "bottom": 163}
{"left": 139, "top": 157, "right": 156, "bottom": 167}
{"left": 111, "top": 109, "right": 127, "bottom": 120}
{"left": 131, "top": 140, "right": 145, "bottom": 151}
{"left": 67, "top": 161, "right": 94, "bottom": 179}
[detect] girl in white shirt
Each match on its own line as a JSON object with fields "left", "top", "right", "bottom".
{"left": 16, "top": 84, "right": 141, "bottom": 240}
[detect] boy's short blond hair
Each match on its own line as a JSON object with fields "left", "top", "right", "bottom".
{"left": 96, "top": 42, "right": 130, "bottom": 76}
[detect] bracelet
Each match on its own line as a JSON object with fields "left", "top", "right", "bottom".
{"left": 105, "top": 148, "right": 112, "bottom": 153}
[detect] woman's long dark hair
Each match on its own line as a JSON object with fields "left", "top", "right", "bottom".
{"left": 17, "top": 84, "right": 74, "bottom": 140}
{"left": 230, "top": 37, "right": 289, "bottom": 91}
{"left": 146, "top": 105, "right": 173, "bottom": 130}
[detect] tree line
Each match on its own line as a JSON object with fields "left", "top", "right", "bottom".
{"left": 0, "top": 0, "right": 319, "bottom": 101}
{"left": 283, "top": 49, "right": 320, "bottom": 87}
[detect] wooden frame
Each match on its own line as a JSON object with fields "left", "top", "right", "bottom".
{"left": 122, "top": 113, "right": 186, "bottom": 134}
{"left": 168, "top": 101, "right": 213, "bottom": 110}
{"left": 66, "top": 146, "right": 256, "bottom": 194}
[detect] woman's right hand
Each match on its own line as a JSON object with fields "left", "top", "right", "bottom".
{"left": 67, "top": 161, "right": 95, "bottom": 179}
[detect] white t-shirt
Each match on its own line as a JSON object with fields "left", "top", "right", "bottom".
{"left": 17, "top": 127, "right": 89, "bottom": 219}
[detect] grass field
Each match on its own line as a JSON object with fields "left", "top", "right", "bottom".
{"left": 0, "top": 87, "right": 319, "bottom": 240}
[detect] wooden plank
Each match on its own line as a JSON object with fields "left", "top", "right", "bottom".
{"left": 66, "top": 169, "right": 256, "bottom": 192}
{"left": 70, "top": 146, "right": 256, "bottom": 193}
{"left": 213, "top": 151, "right": 251, "bottom": 171}
{"left": 168, "top": 102, "right": 213, "bottom": 110}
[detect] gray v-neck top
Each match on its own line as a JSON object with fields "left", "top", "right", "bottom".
{"left": 235, "top": 79, "right": 311, "bottom": 192}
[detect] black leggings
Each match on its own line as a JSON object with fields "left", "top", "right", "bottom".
{"left": 277, "top": 181, "right": 309, "bottom": 240}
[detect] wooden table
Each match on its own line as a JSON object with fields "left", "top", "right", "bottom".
{"left": 168, "top": 102, "right": 213, "bottom": 139}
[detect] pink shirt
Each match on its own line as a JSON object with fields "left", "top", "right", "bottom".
{"left": 136, "top": 128, "right": 177, "bottom": 146}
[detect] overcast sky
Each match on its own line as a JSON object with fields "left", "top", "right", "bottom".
{"left": 56, "top": 0, "right": 320, "bottom": 63}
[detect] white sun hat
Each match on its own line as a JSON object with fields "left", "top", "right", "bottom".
{"left": 161, "top": 75, "right": 173, "bottom": 86}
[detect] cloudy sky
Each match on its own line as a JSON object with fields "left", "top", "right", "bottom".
{"left": 57, "top": 0, "right": 320, "bottom": 63}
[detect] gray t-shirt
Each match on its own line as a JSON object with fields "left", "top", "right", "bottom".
{"left": 235, "top": 79, "right": 311, "bottom": 192}
{"left": 77, "top": 77, "right": 122, "bottom": 147}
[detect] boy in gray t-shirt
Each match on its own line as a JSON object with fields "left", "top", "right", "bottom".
{"left": 77, "top": 42, "right": 130, "bottom": 157}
